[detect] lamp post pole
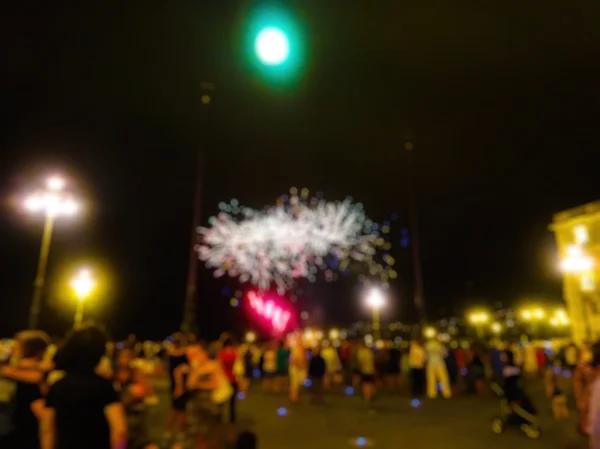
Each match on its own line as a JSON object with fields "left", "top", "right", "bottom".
{"left": 29, "top": 214, "right": 55, "bottom": 329}
{"left": 405, "top": 141, "right": 426, "bottom": 326}
{"left": 181, "top": 82, "right": 214, "bottom": 335}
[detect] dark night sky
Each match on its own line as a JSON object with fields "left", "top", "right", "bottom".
{"left": 1, "top": 2, "right": 600, "bottom": 339}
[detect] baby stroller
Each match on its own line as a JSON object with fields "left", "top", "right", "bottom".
{"left": 490, "top": 378, "right": 541, "bottom": 439}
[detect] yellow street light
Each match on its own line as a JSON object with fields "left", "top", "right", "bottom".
{"left": 245, "top": 331, "right": 257, "bottom": 343}
{"left": 24, "top": 175, "right": 80, "bottom": 329}
{"left": 423, "top": 326, "right": 437, "bottom": 339}
{"left": 520, "top": 307, "right": 546, "bottom": 322}
{"left": 467, "top": 310, "right": 490, "bottom": 338}
{"left": 71, "top": 268, "right": 95, "bottom": 328}
{"left": 366, "top": 287, "right": 385, "bottom": 340}
{"left": 329, "top": 328, "right": 340, "bottom": 340}
{"left": 491, "top": 322, "right": 502, "bottom": 335}
{"left": 521, "top": 309, "right": 533, "bottom": 321}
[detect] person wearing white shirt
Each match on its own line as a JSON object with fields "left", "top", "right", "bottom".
{"left": 425, "top": 337, "right": 451, "bottom": 399}
{"left": 408, "top": 340, "right": 426, "bottom": 398}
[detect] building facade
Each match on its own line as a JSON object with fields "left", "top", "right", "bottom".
{"left": 551, "top": 201, "right": 600, "bottom": 343}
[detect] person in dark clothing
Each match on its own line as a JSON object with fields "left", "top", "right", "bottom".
{"left": 445, "top": 346, "right": 459, "bottom": 396}
{"left": 309, "top": 346, "right": 326, "bottom": 404}
{"left": 42, "top": 325, "right": 128, "bottom": 449}
{"left": 385, "top": 343, "right": 402, "bottom": 390}
{"left": 0, "top": 334, "right": 49, "bottom": 449}
{"left": 165, "top": 333, "right": 188, "bottom": 438}
{"left": 236, "top": 431, "right": 257, "bottom": 449}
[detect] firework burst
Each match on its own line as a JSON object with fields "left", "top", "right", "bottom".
{"left": 198, "top": 188, "right": 396, "bottom": 292}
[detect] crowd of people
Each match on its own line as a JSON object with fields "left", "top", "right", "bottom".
{"left": 0, "top": 323, "right": 598, "bottom": 448}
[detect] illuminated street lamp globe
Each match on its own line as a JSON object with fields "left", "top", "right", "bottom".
{"left": 254, "top": 27, "right": 290, "bottom": 66}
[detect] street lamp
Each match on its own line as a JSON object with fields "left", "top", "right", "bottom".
{"left": 467, "top": 310, "right": 490, "bottom": 338}
{"left": 519, "top": 307, "right": 546, "bottom": 336}
{"left": 366, "top": 288, "right": 385, "bottom": 340}
{"left": 328, "top": 328, "right": 340, "bottom": 340}
{"left": 423, "top": 326, "right": 437, "bottom": 339}
{"left": 245, "top": 331, "right": 257, "bottom": 343}
{"left": 71, "top": 268, "right": 95, "bottom": 328}
{"left": 491, "top": 322, "right": 503, "bottom": 336}
{"left": 23, "top": 175, "right": 80, "bottom": 329}
{"left": 255, "top": 27, "right": 290, "bottom": 66}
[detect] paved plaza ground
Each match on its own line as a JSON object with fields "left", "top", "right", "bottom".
{"left": 148, "top": 378, "right": 587, "bottom": 449}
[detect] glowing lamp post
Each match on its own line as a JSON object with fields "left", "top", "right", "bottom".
{"left": 245, "top": 331, "right": 257, "bottom": 343}
{"left": 423, "top": 326, "right": 437, "bottom": 339}
{"left": 468, "top": 310, "right": 490, "bottom": 338}
{"left": 519, "top": 307, "right": 546, "bottom": 337}
{"left": 366, "top": 288, "right": 385, "bottom": 340}
{"left": 23, "top": 175, "right": 79, "bottom": 329}
{"left": 329, "top": 328, "right": 340, "bottom": 340}
{"left": 490, "top": 322, "right": 503, "bottom": 336}
{"left": 71, "top": 269, "right": 95, "bottom": 328}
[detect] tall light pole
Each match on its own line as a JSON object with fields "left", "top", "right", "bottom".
{"left": 181, "top": 82, "right": 214, "bottom": 335}
{"left": 366, "top": 288, "right": 385, "bottom": 340}
{"left": 23, "top": 175, "right": 79, "bottom": 329}
{"left": 71, "top": 268, "right": 95, "bottom": 328}
{"left": 405, "top": 141, "right": 426, "bottom": 326}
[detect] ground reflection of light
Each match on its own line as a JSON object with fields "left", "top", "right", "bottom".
{"left": 345, "top": 386, "right": 354, "bottom": 396}
{"left": 410, "top": 399, "right": 421, "bottom": 408}
{"left": 356, "top": 437, "right": 367, "bottom": 447}
{"left": 237, "top": 392, "right": 246, "bottom": 400}
{"left": 276, "top": 407, "right": 288, "bottom": 417}
{"left": 304, "top": 379, "right": 312, "bottom": 388}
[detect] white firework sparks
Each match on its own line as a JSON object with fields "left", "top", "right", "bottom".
{"left": 197, "top": 196, "right": 377, "bottom": 292}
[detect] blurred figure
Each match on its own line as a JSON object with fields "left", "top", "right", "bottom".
{"left": 184, "top": 341, "right": 227, "bottom": 449}
{"left": 261, "top": 342, "right": 277, "bottom": 392}
{"left": 218, "top": 337, "right": 239, "bottom": 424}
{"left": 113, "top": 346, "right": 153, "bottom": 449}
{"left": 321, "top": 343, "right": 341, "bottom": 389}
{"left": 41, "top": 325, "right": 128, "bottom": 449}
{"left": 356, "top": 342, "right": 376, "bottom": 404}
{"left": 274, "top": 340, "right": 290, "bottom": 393}
{"left": 425, "top": 337, "right": 451, "bottom": 399}
{"left": 308, "top": 345, "right": 326, "bottom": 404}
{"left": 576, "top": 344, "right": 595, "bottom": 435}
{"left": 288, "top": 340, "right": 307, "bottom": 403}
{"left": 0, "top": 334, "right": 49, "bottom": 449}
{"left": 469, "top": 345, "right": 486, "bottom": 396}
{"left": 408, "top": 340, "right": 426, "bottom": 399}
{"left": 385, "top": 341, "right": 402, "bottom": 390}
{"left": 165, "top": 333, "right": 188, "bottom": 440}
{"left": 547, "top": 367, "right": 568, "bottom": 420}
